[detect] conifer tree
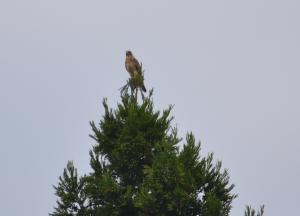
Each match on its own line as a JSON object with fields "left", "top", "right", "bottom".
{"left": 50, "top": 68, "right": 241, "bottom": 215}
{"left": 244, "top": 205, "right": 265, "bottom": 216}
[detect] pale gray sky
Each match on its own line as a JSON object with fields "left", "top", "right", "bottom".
{"left": 0, "top": 1, "right": 299, "bottom": 215}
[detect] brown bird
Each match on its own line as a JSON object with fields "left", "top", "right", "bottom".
{"left": 125, "top": 50, "right": 146, "bottom": 92}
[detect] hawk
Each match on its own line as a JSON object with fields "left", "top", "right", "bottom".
{"left": 125, "top": 50, "right": 146, "bottom": 92}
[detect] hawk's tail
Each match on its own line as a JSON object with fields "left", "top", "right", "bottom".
{"left": 142, "top": 84, "right": 146, "bottom": 92}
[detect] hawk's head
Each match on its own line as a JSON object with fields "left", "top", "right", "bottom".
{"left": 126, "top": 50, "right": 133, "bottom": 57}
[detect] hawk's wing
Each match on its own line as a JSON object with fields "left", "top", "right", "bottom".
{"left": 132, "top": 57, "right": 141, "bottom": 73}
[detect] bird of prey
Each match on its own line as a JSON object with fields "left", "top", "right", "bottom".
{"left": 125, "top": 50, "right": 146, "bottom": 92}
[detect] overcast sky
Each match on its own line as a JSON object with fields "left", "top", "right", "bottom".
{"left": 1, "top": 1, "right": 299, "bottom": 215}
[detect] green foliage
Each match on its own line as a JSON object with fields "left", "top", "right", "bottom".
{"left": 244, "top": 205, "right": 265, "bottom": 216}
{"left": 120, "top": 65, "right": 146, "bottom": 100}
{"left": 51, "top": 90, "right": 237, "bottom": 215}
{"left": 50, "top": 161, "right": 88, "bottom": 216}
{"left": 129, "top": 70, "right": 145, "bottom": 91}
